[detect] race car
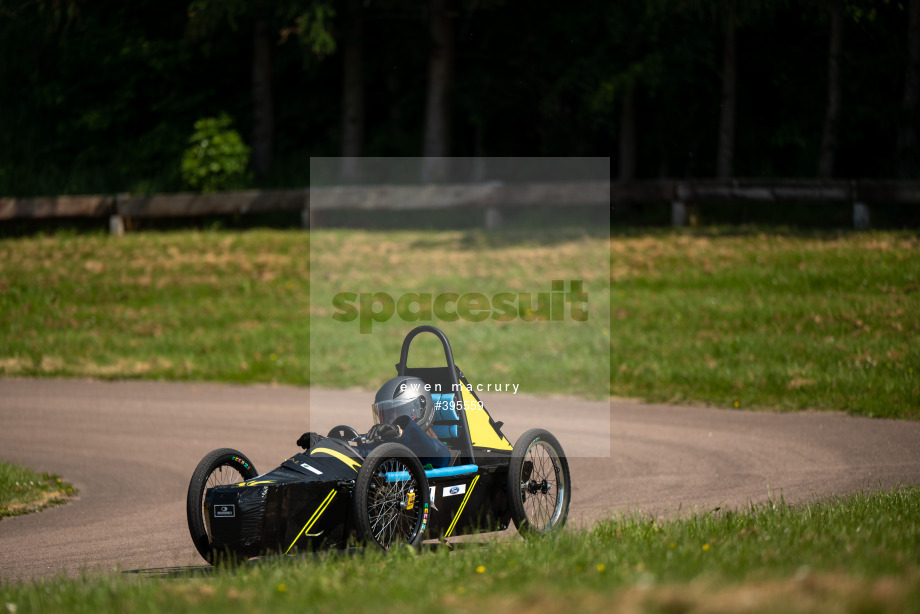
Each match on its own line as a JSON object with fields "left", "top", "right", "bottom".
{"left": 186, "top": 325, "right": 571, "bottom": 562}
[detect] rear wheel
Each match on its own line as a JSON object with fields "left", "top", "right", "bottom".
{"left": 507, "top": 429, "right": 570, "bottom": 537}
{"left": 186, "top": 448, "right": 258, "bottom": 563}
{"left": 353, "top": 443, "right": 429, "bottom": 550}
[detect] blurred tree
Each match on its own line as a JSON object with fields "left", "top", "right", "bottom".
{"left": 835, "top": 0, "right": 905, "bottom": 178}
{"left": 0, "top": 0, "right": 915, "bottom": 198}
{"left": 717, "top": 0, "right": 738, "bottom": 179}
{"left": 649, "top": 7, "right": 717, "bottom": 178}
{"left": 818, "top": 0, "right": 844, "bottom": 177}
{"left": 421, "top": 0, "right": 454, "bottom": 182}
{"left": 899, "top": 0, "right": 920, "bottom": 177}
{"left": 187, "top": 0, "right": 275, "bottom": 177}
{"left": 252, "top": 14, "right": 274, "bottom": 178}
{"left": 187, "top": 0, "right": 335, "bottom": 179}
{"left": 0, "top": 0, "right": 202, "bottom": 195}
{"left": 697, "top": 0, "right": 783, "bottom": 179}
{"left": 181, "top": 114, "right": 251, "bottom": 191}
{"left": 339, "top": 0, "right": 364, "bottom": 181}
{"left": 588, "top": 1, "right": 666, "bottom": 181}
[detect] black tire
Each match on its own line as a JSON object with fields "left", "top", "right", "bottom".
{"left": 507, "top": 429, "right": 571, "bottom": 537}
{"left": 327, "top": 425, "right": 360, "bottom": 442}
{"left": 186, "top": 448, "right": 258, "bottom": 563}
{"left": 353, "top": 443, "right": 430, "bottom": 550}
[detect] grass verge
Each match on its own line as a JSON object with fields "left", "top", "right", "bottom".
{"left": 0, "top": 461, "right": 77, "bottom": 520}
{"left": 608, "top": 229, "right": 920, "bottom": 417}
{"left": 0, "top": 228, "right": 917, "bottom": 417}
{"left": 1, "top": 487, "right": 918, "bottom": 612}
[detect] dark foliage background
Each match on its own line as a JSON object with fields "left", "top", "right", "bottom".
{"left": 0, "top": 0, "right": 915, "bottom": 197}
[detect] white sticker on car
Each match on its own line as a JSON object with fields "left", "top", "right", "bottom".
{"left": 214, "top": 504, "right": 235, "bottom": 518}
{"left": 443, "top": 484, "right": 466, "bottom": 497}
{"left": 300, "top": 462, "right": 323, "bottom": 475}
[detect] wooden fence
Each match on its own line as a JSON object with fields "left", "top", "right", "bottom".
{"left": 1, "top": 180, "right": 918, "bottom": 233}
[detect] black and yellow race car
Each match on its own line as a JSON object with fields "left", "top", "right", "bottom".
{"left": 186, "top": 325, "right": 571, "bottom": 562}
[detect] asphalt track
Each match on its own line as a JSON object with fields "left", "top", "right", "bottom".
{"left": 1, "top": 378, "right": 919, "bottom": 584}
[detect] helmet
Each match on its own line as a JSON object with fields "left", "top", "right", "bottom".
{"left": 372, "top": 376, "right": 435, "bottom": 431}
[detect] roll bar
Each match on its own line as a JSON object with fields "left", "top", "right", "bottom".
{"left": 396, "top": 326, "right": 460, "bottom": 390}
{"left": 395, "top": 325, "right": 475, "bottom": 463}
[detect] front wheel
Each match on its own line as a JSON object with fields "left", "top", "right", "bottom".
{"left": 186, "top": 448, "right": 258, "bottom": 563}
{"left": 353, "top": 443, "right": 430, "bottom": 550}
{"left": 507, "top": 428, "right": 571, "bottom": 537}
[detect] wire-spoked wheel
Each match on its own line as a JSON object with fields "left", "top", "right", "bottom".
{"left": 186, "top": 448, "right": 258, "bottom": 563}
{"left": 353, "top": 443, "right": 429, "bottom": 550}
{"left": 508, "top": 428, "right": 571, "bottom": 537}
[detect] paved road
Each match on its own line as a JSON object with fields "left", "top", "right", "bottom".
{"left": 1, "top": 378, "right": 919, "bottom": 584}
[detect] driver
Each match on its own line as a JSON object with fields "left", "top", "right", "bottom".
{"left": 362, "top": 375, "right": 450, "bottom": 468}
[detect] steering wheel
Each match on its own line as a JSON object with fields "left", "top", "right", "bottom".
{"left": 327, "top": 425, "right": 360, "bottom": 442}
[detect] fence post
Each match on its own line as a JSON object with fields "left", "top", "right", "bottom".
{"left": 853, "top": 202, "right": 870, "bottom": 230}
{"left": 671, "top": 202, "right": 687, "bottom": 227}
{"left": 109, "top": 214, "right": 125, "bottom": 236}
{"left": 302, "top": 188, "right": 312, "bottom": 229}
{"left": 485, "top": 207, "right": 502, "bottom": 229}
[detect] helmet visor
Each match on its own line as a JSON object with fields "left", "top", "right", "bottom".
{"left": 371, "top": 396, "right": 423, "bottom": 426}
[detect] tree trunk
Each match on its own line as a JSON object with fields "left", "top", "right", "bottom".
{"left": 818, "top": 0, "right": 844, "bottom": 178}
{"left": 618, "top": 81, "right": 637, "bottom": 181}
{"left": 899, "top": 0, "right": 920, "bottom": 178}
{"left": 716, "top": 0, "right": 736, "bottom": 180}
{"left": 340, "top": 0, "right": 365, "bottom": 183}
{"left": 252, "top": 18, "right": 274, "bottom": 178}
{"left": 421, "top": 0, "right": 454, "bottom": 183}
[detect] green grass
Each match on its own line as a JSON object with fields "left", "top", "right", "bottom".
{"left": 2, "top": 487, "right": 919, "bottom": 612}
{"left": 608, "top": 230, "right": 920, "bottom": 418}
{"left": 1, "top": 228, "right": 918, "bottom": 417}
{"left": 0, "top": 461, "right": 76, "bottom": 519}
{"left": 0, "top": 230, "right": 311, "bottom": 385}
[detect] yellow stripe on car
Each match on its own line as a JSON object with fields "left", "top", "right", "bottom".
{"left": 445, "top": 475, "right": 479, "bottom": 538}
{"left": 285, "top": 489, "right": 337, "bottom": 555}
{"left": 310, "top": 447, "right": 362, "bottom": 472}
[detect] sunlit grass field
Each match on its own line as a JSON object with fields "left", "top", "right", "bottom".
{"left": 1, "top": 487, "right": 918, "bottom": 612}
{"left": 609, "top": 230, "right": 920, "bottom": 417}
{"left": 0, "top": 227, "right": 918, "bottom": 417}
